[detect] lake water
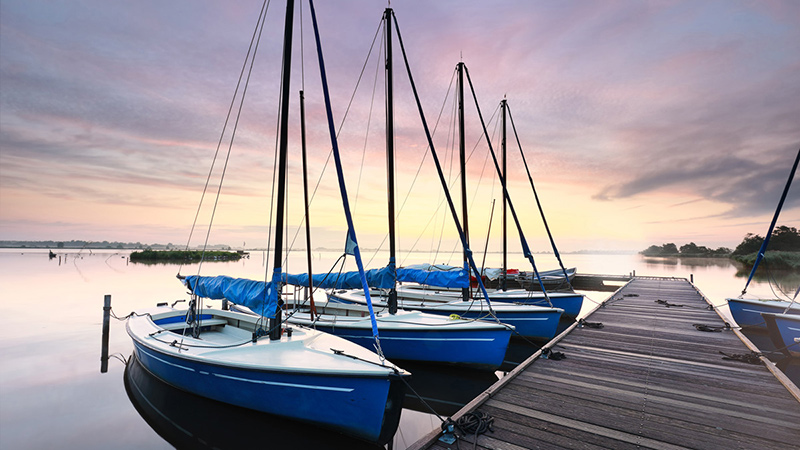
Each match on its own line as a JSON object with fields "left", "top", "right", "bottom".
{"left": 1, "top": 248, "right": 797, "bottom": 449}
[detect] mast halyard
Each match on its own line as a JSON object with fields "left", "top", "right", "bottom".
{"left": 269, "top": 0, "right": 295, "bottom": 341}
{"left": 457, "top": 61, "right": 470, "bottom": 302}
{"left": 385, "top": 7, "right": 398, "bottom": 314}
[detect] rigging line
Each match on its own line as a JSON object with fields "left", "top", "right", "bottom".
{"left": 180, "top": 0, "right": 271, "bottom": 276}
{"left": 283, "top": 19, "right": 383, "bottom": 257}
{"left": 367, "top": 67, "right": 459, "bottom": 267}
{"left": 354, "top": 22, "right": 385, "bottom": 215}
{"left": 299, "top": 0, "right": 304, "bottom": 91}
{"left": 391, "top": 11, "right": 498, "bottom": 317}
{"left": 195, "top": 0, "right": 271, "bottom": 325}
{"left": 741, "top": 148, "right": 800, "bottom": 295}
{"left": 506, "top": 103, "right": 573, "bottom": 288}
{"left": 463, "top": 65, "right": 552, "bottom": 304}
{"left": 309, "top": 0, "right": 385, "bottom": 359}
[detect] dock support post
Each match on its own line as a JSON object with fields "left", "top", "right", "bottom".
{"left": 101, "top": 294, "right": 111, "bottom": 373}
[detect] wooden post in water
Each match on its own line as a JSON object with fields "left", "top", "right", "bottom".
{"left": 101, "top": 294, "right": 111, "bottom": 373}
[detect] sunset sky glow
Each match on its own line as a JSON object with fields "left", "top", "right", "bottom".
{"left": 1, "top": 0, "right": 798, "bottom": 258}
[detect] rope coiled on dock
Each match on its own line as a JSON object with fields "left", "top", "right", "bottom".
{"left": 455, "top": 411, "right": 494, "bottom": 449}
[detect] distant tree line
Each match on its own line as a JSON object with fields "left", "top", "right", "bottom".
{"left": 0, "top": 240, "right": 233, "bottom": 250}
{"left": 730, "top": 225, "right": 800, "bottom": 255}
{"left": 641, "top": 242, "right": 732, "bottom": 257}
{"left": 729, "top": 225, "right": 800, "bottom": 271}
{"left": 641, "top": 225, "right": 800, "bottom": 269}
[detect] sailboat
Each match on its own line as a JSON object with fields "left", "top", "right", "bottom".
{"left": 217, "top": 7, "right": 512, "bottom": 371}
{"left": 327, "top": 17, "right": 564, "bottom": 341}
{"left": 125, "top": 1, "right": 407, "bottom": 444}
{"left": 726, "top": 149, "right": 800, "bottom": 339}
{"left": 369, "top": 62, "right": 582, "bottom": 320}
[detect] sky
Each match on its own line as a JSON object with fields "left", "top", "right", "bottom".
{"left": 1, "top": 0, "right": 799, "bottom": 256}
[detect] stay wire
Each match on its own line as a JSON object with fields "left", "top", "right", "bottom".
{"left": 181, "top": 0, "right": 271, "bottom": 277}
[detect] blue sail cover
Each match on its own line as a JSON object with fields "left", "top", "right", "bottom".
{"left": 397, "top": 264, "right": 469, "bottom": 288}
{"left": 183, "top": 275, "right": 278, "bottom": 318}
{"left": 282, "top": 265, "right": 396, "bottom": 290}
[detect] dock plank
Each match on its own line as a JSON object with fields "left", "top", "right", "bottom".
{"left": 409, "top": 277, "right": 800, "bottom": 450}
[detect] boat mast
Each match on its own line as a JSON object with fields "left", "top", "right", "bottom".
{"left": 300, "top": 90, "right": 316, "bottom": 319}
{"left": 741, "top": 148, "right": 800, "bottom": 295}
{"left": 269, "top": 0, "right": 295, "bottom": 341}
{"left": 501, "top": 98, "right": 507, "bottom": 291}
{"left": 458, "top": 61, "right": 470, "bottom": 301}
{"left": 385, "top": 7, "right": 398, "bottom": 314}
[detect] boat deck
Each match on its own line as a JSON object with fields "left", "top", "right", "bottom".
{"left": 409, "top": 277, "right": 800, "bottom": 450}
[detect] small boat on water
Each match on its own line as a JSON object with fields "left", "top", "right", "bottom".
{"left": 395, "top": 283, "right": 584, "bottom": 319}
{"left": 727, "top": 297, "right": 800, "bottom": 330}
{"left": 762, "top": 311, "right": 800, "bottom": 357}
{"left": 482, "top": 267, "right": 577, "bottom": 291}
{"left": 124, "top": 337, "right": 388, "bottom": 450}
{"left": 330, "top": 288, "right": 563, "bottom": 341}
{"left": 127, "top": 303, "right": 407, "bottom": 443}
{"left": 726, "top": 149, "right": 799, "bottom": 332}
{"left": 126, "top": 1, "right": 409, "bottom": 443}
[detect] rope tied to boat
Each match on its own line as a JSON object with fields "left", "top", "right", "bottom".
{"left": 453, "top": 411, "right": 494, "bottom": 450}
{"left": 719, "top": 350, "right": 762, "bottom": 364}
{"left": 541, "top": 347, "right": 566, "bottom": 360}
{"left": 578, "top": 318, "right": 604, "bottom": 329}
{"left": 693, "top": 323, "right": 731, "bottom": 332}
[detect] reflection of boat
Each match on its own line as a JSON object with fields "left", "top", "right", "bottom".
{"left": 762, "top": 312, "right": 800, "bottom": 357}
{"left": 330, "top": 289, "right": 563, "bottom": 341}
{"left": 125, "top": 1, "right": 408, "bottom": 444}
{"left": 398, "top": 362, "right": 499, "bottom": 417}
{"left": 726, "top": 149, "right": 799, "bottom": 332}
{"left": 124, "top": 352, "right": 382, "bottom": 450}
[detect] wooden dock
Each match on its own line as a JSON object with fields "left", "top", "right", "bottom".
{"left": 408, "top": 277, "right": 800, "bottom": 450}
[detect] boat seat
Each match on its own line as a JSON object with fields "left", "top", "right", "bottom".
{"left": 160, "top": 318, "right": 229, "bottom": 331}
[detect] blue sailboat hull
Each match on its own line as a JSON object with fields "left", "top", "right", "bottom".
{"left": 329, "top": 290, "right": 563, "bottom": 341}
{"left": 304, "top": 322, "right": 510, "bottom": 370}
{"left": 727, "top": 297, "right": 800, "bottom": 330}
{"left": 487, "top": 293, "right": 583, "bottom": 318}
{"left": 130, "top": 342, "right": 404, "bottom": 444}
{"left": 762, "top": 313, "right": 800, "bottom": 357}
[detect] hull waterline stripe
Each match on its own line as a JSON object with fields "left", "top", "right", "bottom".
{"left": 212, "top": 373, "right": 355, "bottom": 392}
{"left": 139, "top": 346, "right": 356, "bottom": 392}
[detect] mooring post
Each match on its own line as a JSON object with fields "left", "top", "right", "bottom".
{"left": 690, "top": 273, "right": 694, "bottom": 283}
{"left": 101, "top": 294, "right": 111, "bottom": 373}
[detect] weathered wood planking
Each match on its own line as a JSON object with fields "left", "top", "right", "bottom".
{"left": 410, "top": 278, "right": 800, "bottom": 450}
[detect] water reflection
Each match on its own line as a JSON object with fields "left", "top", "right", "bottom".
{"left": 124, "top": 352, "right": 383, "bottom": 450}
{"left": 398, "top": 362, "right": 498, "bottom": 417}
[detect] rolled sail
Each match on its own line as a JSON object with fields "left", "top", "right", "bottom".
{"left": 396, "top": 264, "right": 469, "bottom": 288}
{"left": 184, "top": 275, "right": 278, "bottom": 317}
{"left": 282, "top": 265, "right": 396, "bottom": 289}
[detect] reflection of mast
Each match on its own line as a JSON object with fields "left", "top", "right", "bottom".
{"left": 268, "top": 0, "right": 295, "bottom": 341}
{"left": 385, "top": 7, "right": 398, "bottom": 314}
{"left": 457, "top": 61, "right": 470, "bottom": 302}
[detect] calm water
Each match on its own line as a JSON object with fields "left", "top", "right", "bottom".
{"left": 0, "top": 248, "right": 797, "bottom": 449}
